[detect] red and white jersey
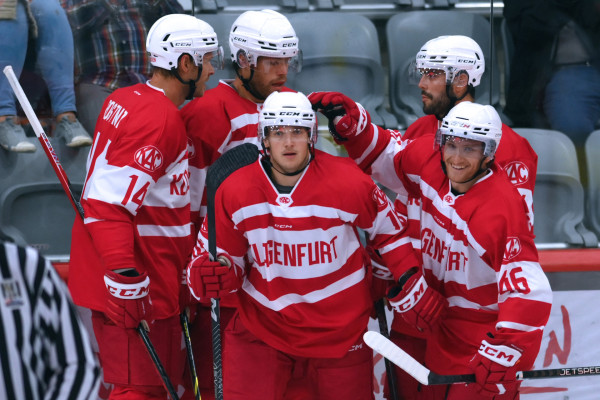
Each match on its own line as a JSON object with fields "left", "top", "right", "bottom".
{"left": 69, "top": 82, "right": 193, "bottom": 319}
{"left": 181, "top": 80, "right": 294, "bottom": 233}
{"left": 342, "top": 128, "right": 552, "bottom": 375}
{"left": 190, "top": 150, "right": 419, "bottom": 358}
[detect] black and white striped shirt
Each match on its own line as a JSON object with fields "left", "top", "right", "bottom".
{"left": 0, "top": 242, "right": 100, "bottom": 399}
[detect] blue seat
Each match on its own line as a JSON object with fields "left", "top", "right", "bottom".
{"left": 515, "top": 128, "right": 598, "bottom": 248}
{"left": 286, "top": 12, "right": 397, "bottom": 129}
{"left": 386, "top": 10, "right": 501, "bottom": 128}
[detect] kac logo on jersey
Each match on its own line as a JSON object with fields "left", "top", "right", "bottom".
{"left": 277, "top": 195, "right": 293, "bottom": 207}
{"left": 135, "top": 146, "right": 163, "bottom": 172}
{"left": 504, "top": 237, "right": 522, "bottom": 261}
{"left": 443, "top": 194, "right": 455, "bottom": 205}
{"left": 1, "top": 279, "right": 23, "bottom": 308}
{"left": 504, "top": 161, "right": 529, "bottom": 186}
{"left": 372, "top": 186, "right": 389, "bottom": 211}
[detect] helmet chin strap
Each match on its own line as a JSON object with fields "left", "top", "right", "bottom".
{"left": 439, "top": 72, "right": 469, "bottom": 120}
{"left": 236, "top": 68, "right": 266, "bottom": 101}
{"left": 173, "top": 65, "right": 203, "bottom": 100}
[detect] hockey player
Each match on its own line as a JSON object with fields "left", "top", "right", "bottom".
{"left": 310, "top": 96, "right": 553, "bottom": 399}
{"left": 371, "top": 35, "right": 540, "bottom": 400}
{"left": 179, "top": 10, "right": 302, "bottom": 399}
{"left": 186, "top": 91, "right": 420, "bottom": 400}
{"left": 67, "top": 14, "right": 223, "bottom": 399}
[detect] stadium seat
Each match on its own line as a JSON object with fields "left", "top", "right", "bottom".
{"left": 584, "top": 130, "right": 600, "bottom": 239}
{"left": 286, "top": 12, "right": 398, "bottom": 129}
{"left": 386, "top": 10, "right": 501, "bottom": 128}
{"left": 0, "top": 135, "right": 87, "bottom": 259}
{"left": 515, "top": 128, "right": 598, "bottom": 248}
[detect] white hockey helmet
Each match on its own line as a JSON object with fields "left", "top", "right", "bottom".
{"left": 415, "top": 35, "right": 485, "bottom": 87}
{"left": 147, "top": 14, "right": 224, "bottom": 71}
{"left": 229, "top": 9, "right": 302, "bottom": 72}
{"left": 259, "top": 91, "right": 317, "bottom": 145}
{"left": 435, "top": 102, "right": 502, "bottom": 158}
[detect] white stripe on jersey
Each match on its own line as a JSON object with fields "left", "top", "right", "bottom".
{"left": 232, "top": 203, "right": 359, "bottom": 226}
{"left": 137, "top": 223, "right": 192, "bottom": 237}
{"left": 242, "top": 268, "right": 366, "bottom": 312}
{"left": 496, "top": 320, "right": 546, "bottom": 332}
{"left": 447, "top": 295, "right": 498, "bottom": 311}
{"left": 355, "top": 122, "right": 380, "bottom": 166}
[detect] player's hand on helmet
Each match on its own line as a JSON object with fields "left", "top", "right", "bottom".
{"left": 104, "top": 269, "right": 153, "bottom": 329}
{"left": 387, "top": 267, "right": 447, "bottom": 333}
{"left": 308, "top": 91, "right": 371, "bottom": 142}
{"left": 186, "top": 252, "right": 240, "bottom": 300}
{"left": 469, "top": 335, "right": 523, "bottom": 397}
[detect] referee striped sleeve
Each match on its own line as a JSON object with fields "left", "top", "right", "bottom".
{"left": 0, "top": 242, "right": 100, "bottom": 400}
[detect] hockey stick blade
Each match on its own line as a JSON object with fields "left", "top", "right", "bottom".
{"left": 364, "top": 331, "right": 600, "bottom": 385}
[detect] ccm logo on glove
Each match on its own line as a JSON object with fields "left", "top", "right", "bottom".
{"left": 478, "top": 340, "right": 522, "bottom": 367}
{"left": 393, "top": 274, "right": 427, "bottom": 312}
{"left": 105, "top": 276, "right": 150, "bottom": 298}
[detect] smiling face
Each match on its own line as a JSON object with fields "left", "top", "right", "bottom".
{"left": 263, "top": 125, "right": 311, "bottom": 186}
{"left": 441, "top": 135, "right": 491, "bottom": 193}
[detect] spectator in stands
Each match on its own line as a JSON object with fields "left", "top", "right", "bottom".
{"left": 504, "top": 0, "right": 600, "bottom": 148}
{"left": 0, "top": 0, "right": 92, "bottom": 153}
{"left": 60, "top": 0, "right": 183, "bottom": 136}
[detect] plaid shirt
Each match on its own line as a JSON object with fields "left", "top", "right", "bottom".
{"left": 60, "top": 0, "right": 183, "bottom": 90}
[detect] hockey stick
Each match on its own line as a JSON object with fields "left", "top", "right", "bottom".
{"left": 181, "top": 311, "right": 201, "bottom": 400}
{"left": 364, "top": 331, "right": 600, "bottom": 385}
{"left": 205, "top": 143, "right": 260, "bottom": 400}
{"left": 3, "top": 65, "right": 180, "bottom": 400}
{"left": 374, "top": 299, "right": 399, "bottom": 400}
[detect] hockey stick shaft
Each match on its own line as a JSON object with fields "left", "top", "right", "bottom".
{"left": 207, "top": 185, "right": 224, "bottom": 400}
{"left": 181, "top": 312, "right": 201, "bottom": 400}
{"left": 364, "top": 331, "right": 600, "bottom": 385}
{"left": 3, "top": 64, "right": 180, "bottom": 400}
{"left": 205, "top": 143, "right": 260, "bottom": 400}
{"left": 374, "top": 299, "right": 399, "bottom": 400}
{"left": 3, "top": 65, "right": 85, "bottom": 218}
{"left": 138, "top": 325, "right": 180, "bottom": 400}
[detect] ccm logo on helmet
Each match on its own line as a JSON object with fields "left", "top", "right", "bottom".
{"left": 457, "top": 58, "right": 475, "bottom": 65}
{"left": 232, "top": 36, "right": 247, "bottom": 43}
{"left": 173, "top": 41, "right": 192, "bottom": 47}
{"left": 282, "top": 42, "right": 297, "bottom": 47}
{"left": 279, "top": 111, "right": 301, "bottom": 116}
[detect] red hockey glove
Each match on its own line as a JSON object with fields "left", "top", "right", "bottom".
{"left": 308, "top": 91, "right": 371, "bottom": 142}
{"left": 104, "top": 269, "right": 152, "bottom": 329}
{"left": 186, "top": 252, "right": 240, "bottom": 300}
{"left": 469, "top": 336, "right": 523, "bottom": 397}
{"left": 387, "top": 268, "right": 447, "bottom": 333}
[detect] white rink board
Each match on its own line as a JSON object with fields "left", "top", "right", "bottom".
{"left": 369, "top": 290, "right": 600, "bottom": 400}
